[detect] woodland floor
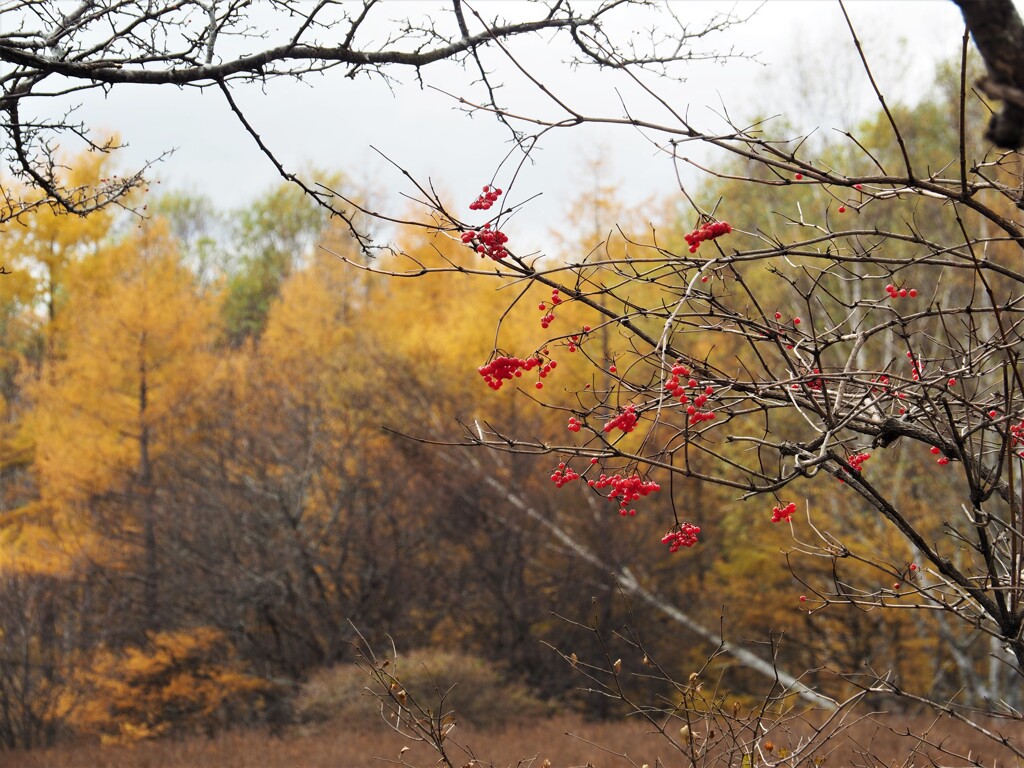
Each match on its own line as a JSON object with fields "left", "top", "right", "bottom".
{"left": 5, "top": 711, "right": 1024, "bottom": 768}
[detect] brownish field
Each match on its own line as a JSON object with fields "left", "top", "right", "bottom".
{"left": 4, "top": 712, "right": 1023, "bottom": 768}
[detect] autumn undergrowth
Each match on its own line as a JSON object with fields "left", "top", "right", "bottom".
{"left": 7, "top": 711, "right": 1024, "bottom": 768}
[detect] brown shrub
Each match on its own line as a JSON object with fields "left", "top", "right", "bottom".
{"left": 293, "top": 648, "right": 549, "bottom": 729}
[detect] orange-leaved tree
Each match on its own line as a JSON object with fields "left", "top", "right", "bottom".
{"left": 28, "top": 218, "right": 216, "bottom": 627}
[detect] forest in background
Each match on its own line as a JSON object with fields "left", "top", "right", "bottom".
{"left": 0, "top": 53, "right": 1013, "bottom": 749}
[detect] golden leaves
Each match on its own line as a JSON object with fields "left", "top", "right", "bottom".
{"left": 67, "top": 627, "right": 271, "bottom": 742}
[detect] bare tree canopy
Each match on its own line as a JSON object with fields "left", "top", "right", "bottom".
{"left": 2, "top": 0, "right": 1022, "bottom": 220}
{"left": 0, "top": 0, "right": 742, "bottom": 224}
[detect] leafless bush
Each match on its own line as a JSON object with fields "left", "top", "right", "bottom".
{"left": 295, "top": 648, "right": 548, "bottom": 729}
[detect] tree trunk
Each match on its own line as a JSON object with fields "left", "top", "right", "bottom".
{"left": 139, "top": 348, "right": 159, "bottom": 631}
{"left": 954, "top": 0, "right": 1024, "bottom": 149}
{"left": 467, "top": 452, "right": 838, "bottom": 709}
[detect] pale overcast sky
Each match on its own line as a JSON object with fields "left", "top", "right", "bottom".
{"left": 69, "top": 1, "right": 978, "bottom": 248}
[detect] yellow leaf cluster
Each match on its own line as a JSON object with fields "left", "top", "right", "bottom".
{"left": 67, "top": 627, "right": 271, "bottom": 743}
{"left": 31, "top": 218, "right": 216, "bottom": 506}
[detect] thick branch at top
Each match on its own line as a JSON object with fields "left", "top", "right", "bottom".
{"left": 953, "top": 0, "right": 1024, "bottom": 148}
{"left": 0, "top": 17, "right": 574, "bottom": 89}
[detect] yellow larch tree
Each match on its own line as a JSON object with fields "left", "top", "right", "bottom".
{"left": 23, "top": 218, "right": 216, "bottom": 623}
{"left": 2, "top": 147, "right": 120, "bottom": 358}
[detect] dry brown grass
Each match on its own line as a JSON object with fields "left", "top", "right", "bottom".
{"left": 6, "top": 711, "right": 1024, "bottom": 768}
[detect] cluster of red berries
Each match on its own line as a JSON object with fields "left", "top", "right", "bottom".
{"left": 550, "top": 462, "right": 580, "bottom": 488}
{"left": 791, "top": 368, "right": 824, "bottom": 392}
{"left": 1010, "top": 419, "right": 1024, "bottom": 458}
{"left": 539, "top": 289, "right": 563, "bottom": 328}
{"left": 535, "top": 360, "right": 558, "bottom": 388}
{"left": 478, "top": 355, "right": 542, "bottom": 390}
{"left": 684, "top": 221, "right": 732, "bottom": 253}
{"left": 603, "top": 404, "right": 638, "bottom": 434}
{"left": 469, "top": 185, "right": 502, "bottom": 211}
{"left": 837, "top": 452, "right": 871, "bottom": 482}
{"left": 662, "top": 522, "right": 701, "bottom": 552}
{"left": 885, "top": 284, "right": 918, "bottom": 300}
{"left": 663, "top": 364, "right": 693, "bottom": 400}
{"left": 663, "top": 367, "right": 718, "bottom": 424}
{"left": 870, "top": 375, "right": 891, "bottom": 393}
{"left": 567, "top": 416, "right": 583, "bottom": 433}
{"left": 588, "top": 472, "right": 661, "bottom": 516}
{"left": 559, "top": 325, "right": 591, "bottom": 354}
{"left": 771, "top": 502, "right": 797, "bottom": 523}
{"left": 848, "top": 452, "right": 871, "bottom": 471}
{"left": 461, "top": 223, "right": 509, "bottom": 260}
{"left": 929, "top": 446, "right": 950, "bottom": 465}
{"left": 907, "top": 351, "right": 924, "bottom": 382}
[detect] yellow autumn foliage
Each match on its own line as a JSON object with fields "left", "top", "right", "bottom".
{"left": 21, "top": 218, "right": 216, "bottom": 568}
{"left": 67, "top": 627, "right": 274, "bottom": 743}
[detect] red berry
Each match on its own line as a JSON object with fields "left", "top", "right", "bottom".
{"left": 795, "top": 173, "right": 803, "bottom": 180}
{"left": 609, "top": 365, "right": 617, "bottom": 373}
{"left": 838, "top": 206, "right": 846, "bottom": 213}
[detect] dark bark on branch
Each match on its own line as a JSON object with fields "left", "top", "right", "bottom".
{"left": 0, "top": 18, "right": 575, "bottom": 90}
{"left": 0, "top": 1, "right": 739, "bottom": 224}
{"left": 954, "top": 0, "right": 1024, "bottom": 148}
